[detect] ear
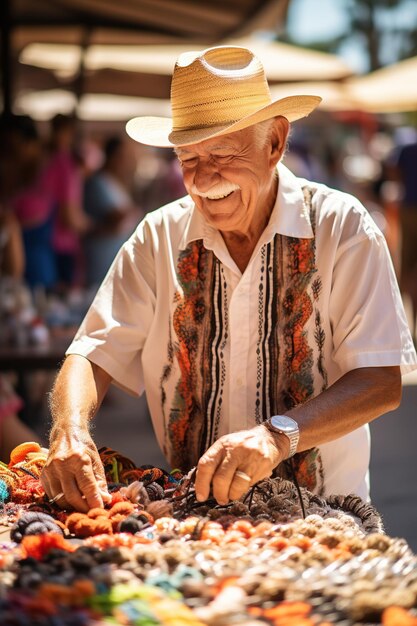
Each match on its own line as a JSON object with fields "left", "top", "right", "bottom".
{"left": 269, "top": 116, "right": 290, "bottom": 167}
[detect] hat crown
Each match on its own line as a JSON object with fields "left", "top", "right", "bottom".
{"left": 171, "top": 46, "right": 272, "bottom": 133}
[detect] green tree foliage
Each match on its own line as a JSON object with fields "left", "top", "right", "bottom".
{"left": 283, "top": 0, "right": 417, "bottom": 71}
{"left": 345, "top": 0, "right": 417, "bottom": 70}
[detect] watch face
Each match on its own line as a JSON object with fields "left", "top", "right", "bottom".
{"left": 270, "top": 415, "right": 298, "bottom": 433}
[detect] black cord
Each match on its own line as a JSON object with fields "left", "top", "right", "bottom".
{"left": 286, "top": 458, "right": 306, "bottom": 519}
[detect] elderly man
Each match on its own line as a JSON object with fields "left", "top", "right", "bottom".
{"left": 41, "top": 46, "right": 417, "bottom": 512}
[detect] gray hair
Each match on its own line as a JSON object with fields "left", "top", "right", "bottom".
{"left": 253, "top": 118, "right": 289, "bottom": 158}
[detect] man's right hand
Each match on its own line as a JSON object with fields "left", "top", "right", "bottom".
{"left": 42, "top": 354, "right": 114, "bottom": 511}
{"left": 41, "top": 425, "right": 111, "bottom": 512}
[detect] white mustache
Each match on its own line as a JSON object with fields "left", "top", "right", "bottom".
{"left": 190, "top": 182, "right": 240, "bottom": 199}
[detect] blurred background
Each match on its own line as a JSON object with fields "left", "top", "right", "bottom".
{"left": 0, "top": 0, "right": 416, "bottom": 548}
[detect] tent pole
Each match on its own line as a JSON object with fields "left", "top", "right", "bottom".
{"left": 0, "top": 0, "right": 12, "bottom": 117}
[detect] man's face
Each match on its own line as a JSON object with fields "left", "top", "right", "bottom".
{"left": 176, "top": 124, "right": 281, "bottom": 235}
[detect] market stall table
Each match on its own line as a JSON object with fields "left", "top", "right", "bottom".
{"left": 0, "top": 338, "right": 70, "bottom": 372}
{"left": 0, "top": 443, "right": 416, "bottom": 626}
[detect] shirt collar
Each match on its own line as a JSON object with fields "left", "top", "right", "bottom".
{"left": 179, "top": 161, "right": 314, "bottom": 250}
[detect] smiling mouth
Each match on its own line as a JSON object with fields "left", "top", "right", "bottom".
{"left": 206, "top": 190, "right": 235, "bottom": 201}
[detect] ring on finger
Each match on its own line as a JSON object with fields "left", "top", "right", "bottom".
{"left": 49, "top": 491, "right": 65, "bottom": 504}
{"left": 234, "top": 470, "right": 252, "bottom": 482}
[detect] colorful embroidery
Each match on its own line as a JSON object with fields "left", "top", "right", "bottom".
{"left": 289, "top": 448, "right": 324, "bottom": 493}
{"left": 266, "top": 185, "right": 326, "bottom": 493}
{"left": 161, "top": 241, "right": 222, "bottom": 470}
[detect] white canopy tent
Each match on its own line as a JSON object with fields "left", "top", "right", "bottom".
{"left": 16, "top": 38, "right": 355, "bottom": 121}
{"left": 19, "top": 38, "right": 354, "bottom": 84}
{"left": 347, "top": 55, "right": 417, "bottom": 113}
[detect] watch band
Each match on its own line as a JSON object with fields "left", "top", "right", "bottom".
{"left": 285, "top": 432, "right": 299, "bottom": 458}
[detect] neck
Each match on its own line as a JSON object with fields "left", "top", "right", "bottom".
{"left": 221, "top": 173, "right": 278, "bottom": 273}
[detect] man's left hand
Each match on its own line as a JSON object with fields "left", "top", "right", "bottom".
{"left": 194, "top": 425, "right": 286, "bottom": 505}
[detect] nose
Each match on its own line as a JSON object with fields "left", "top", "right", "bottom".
{"left": 193, "top": 158, "right": 220, "bottom": 193}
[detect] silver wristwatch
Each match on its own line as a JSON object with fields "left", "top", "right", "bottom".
{"left": 265, "top": 415, "right": 300, "bottom": 458}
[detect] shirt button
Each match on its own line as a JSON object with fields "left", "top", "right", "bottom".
{"left": 236, "top": 377, "right": 243, "bottom": 387}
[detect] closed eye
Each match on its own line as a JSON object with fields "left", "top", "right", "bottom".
{"left": 179, "top": 157, "right": 198, "bottom": 168}
{"left": 214, "top": 155, "right": 234, "bottom": 163}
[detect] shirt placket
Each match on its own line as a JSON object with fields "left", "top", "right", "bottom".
{"left": 228, "top": 264, "right": 253, "bottom": 433}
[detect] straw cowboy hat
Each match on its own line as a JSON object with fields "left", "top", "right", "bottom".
{"left": 126, "top": 45, "right": 321, "bottom": 148}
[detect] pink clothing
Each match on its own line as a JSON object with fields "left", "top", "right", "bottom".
{"left": 12, "top": 169, "right": 53, "bottom": 227}
{"left": 44, "top": 151, "right": 82, "bottom": 254}
{"left": 13, "top": 151, "right": 82, "bottom": 254}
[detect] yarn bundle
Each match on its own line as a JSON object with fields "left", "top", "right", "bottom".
{"left": 0, "top": 441, "right": 47, "bottom": 504}
{"left": 0, "top": 443, "right": 416, "bottom": 626}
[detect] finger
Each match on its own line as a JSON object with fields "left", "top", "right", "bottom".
{"left": 211, "top": 457, "right": 240, "bottom": 505}
{"left": 60, "top": 474, "right": 89, "bottom": 512}
{"left": 228, "top": 469, "right": 253, "bottom": 502}
{"left": 40, "top": 470, "right": 53, "bottom": 498}
{"left": 92, "top": 459, "right": 112, "bottom": 504}
{"left": 194, "top": 442, "right": 224, "bottom": 502}
{"left": 98, "top": 484, "right": 112, "bottom": 504}
{"left": 40, "top": 469, "right": 66, "bottom": 503}
{"left": 75, "top": 461, "right": 106, "bottom": 510}
{"left": 45, "top": 477, "right": 66, "bottom": 503}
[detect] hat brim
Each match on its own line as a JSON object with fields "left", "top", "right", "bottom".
{"left": 126, "top": 94, "right": 321, "bottom": 148}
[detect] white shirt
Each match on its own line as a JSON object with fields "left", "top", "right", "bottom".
{"left": 67, "top": 163, "right": 417, "bottom": 500}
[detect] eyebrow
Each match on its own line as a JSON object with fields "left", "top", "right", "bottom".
{"left": 175, "top": 144, "right": 237, "bottom": 156}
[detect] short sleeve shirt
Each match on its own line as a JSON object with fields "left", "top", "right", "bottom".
{"left": 67, "top": 163, "right": 417, "bottom": 499}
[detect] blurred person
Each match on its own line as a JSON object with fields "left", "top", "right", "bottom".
{"left": 0, "top": 209, "right": 25, "bottom": 280}
{"left": 7, "top": 116, "right": 58, "bottom": 290}
{"left": 83, "top": 136, "right": 143, "bottom": 287}
{"left": 45, "top": 114, "right": 91, "bottom": 289}
{"left": 40, "top": 46, "right": 416, "bottom": 513}
{"left": 389, "top": 130, "right": 417, "bottom": 342}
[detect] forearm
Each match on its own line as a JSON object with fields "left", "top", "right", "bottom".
{"left": 285, "top": 366, "right": 401, "bottom": 453}
{"left": 195, "top": 366, "right": 401, "bottom": 504}
{"left": 43, "top": 354, "right": 113, "bottom": 510}
{"left": 49, "top": 354, "right": 112, "bottom": 437}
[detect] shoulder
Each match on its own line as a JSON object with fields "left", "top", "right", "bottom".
{"left": 302, "top": 179, "right": 382, "bottom": 245}
{"left": 121, "top": 195, "right": 194, "bottom": 257}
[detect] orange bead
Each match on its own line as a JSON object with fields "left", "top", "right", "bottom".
{"left": 272, "top": 618, "right": 314, "bottom": 626}
{"left": 251, "top": 521, "right": 273, "bottom": 537}
{"left": 263, "top": 601, "right": 312, "bottom": 620}
{"left": 179, "top": 516, "right": 200, "bottom": 535}
{"left": 382, "top": 607, "right": 417, "bottom": 626}
{"left": 266, "top": 537, "right": 290, "bottom": 550}
{"left": 224, "top": 529, "right": 245, "bottom": 543}
{"left": 200, "top": 527, "right": 224, "bottom": 543}
{"left": 293, "top": 536, "right": 312, "bottom": 551}
{"left": 229, "top": 519, "right": 254, "bottom": 537}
